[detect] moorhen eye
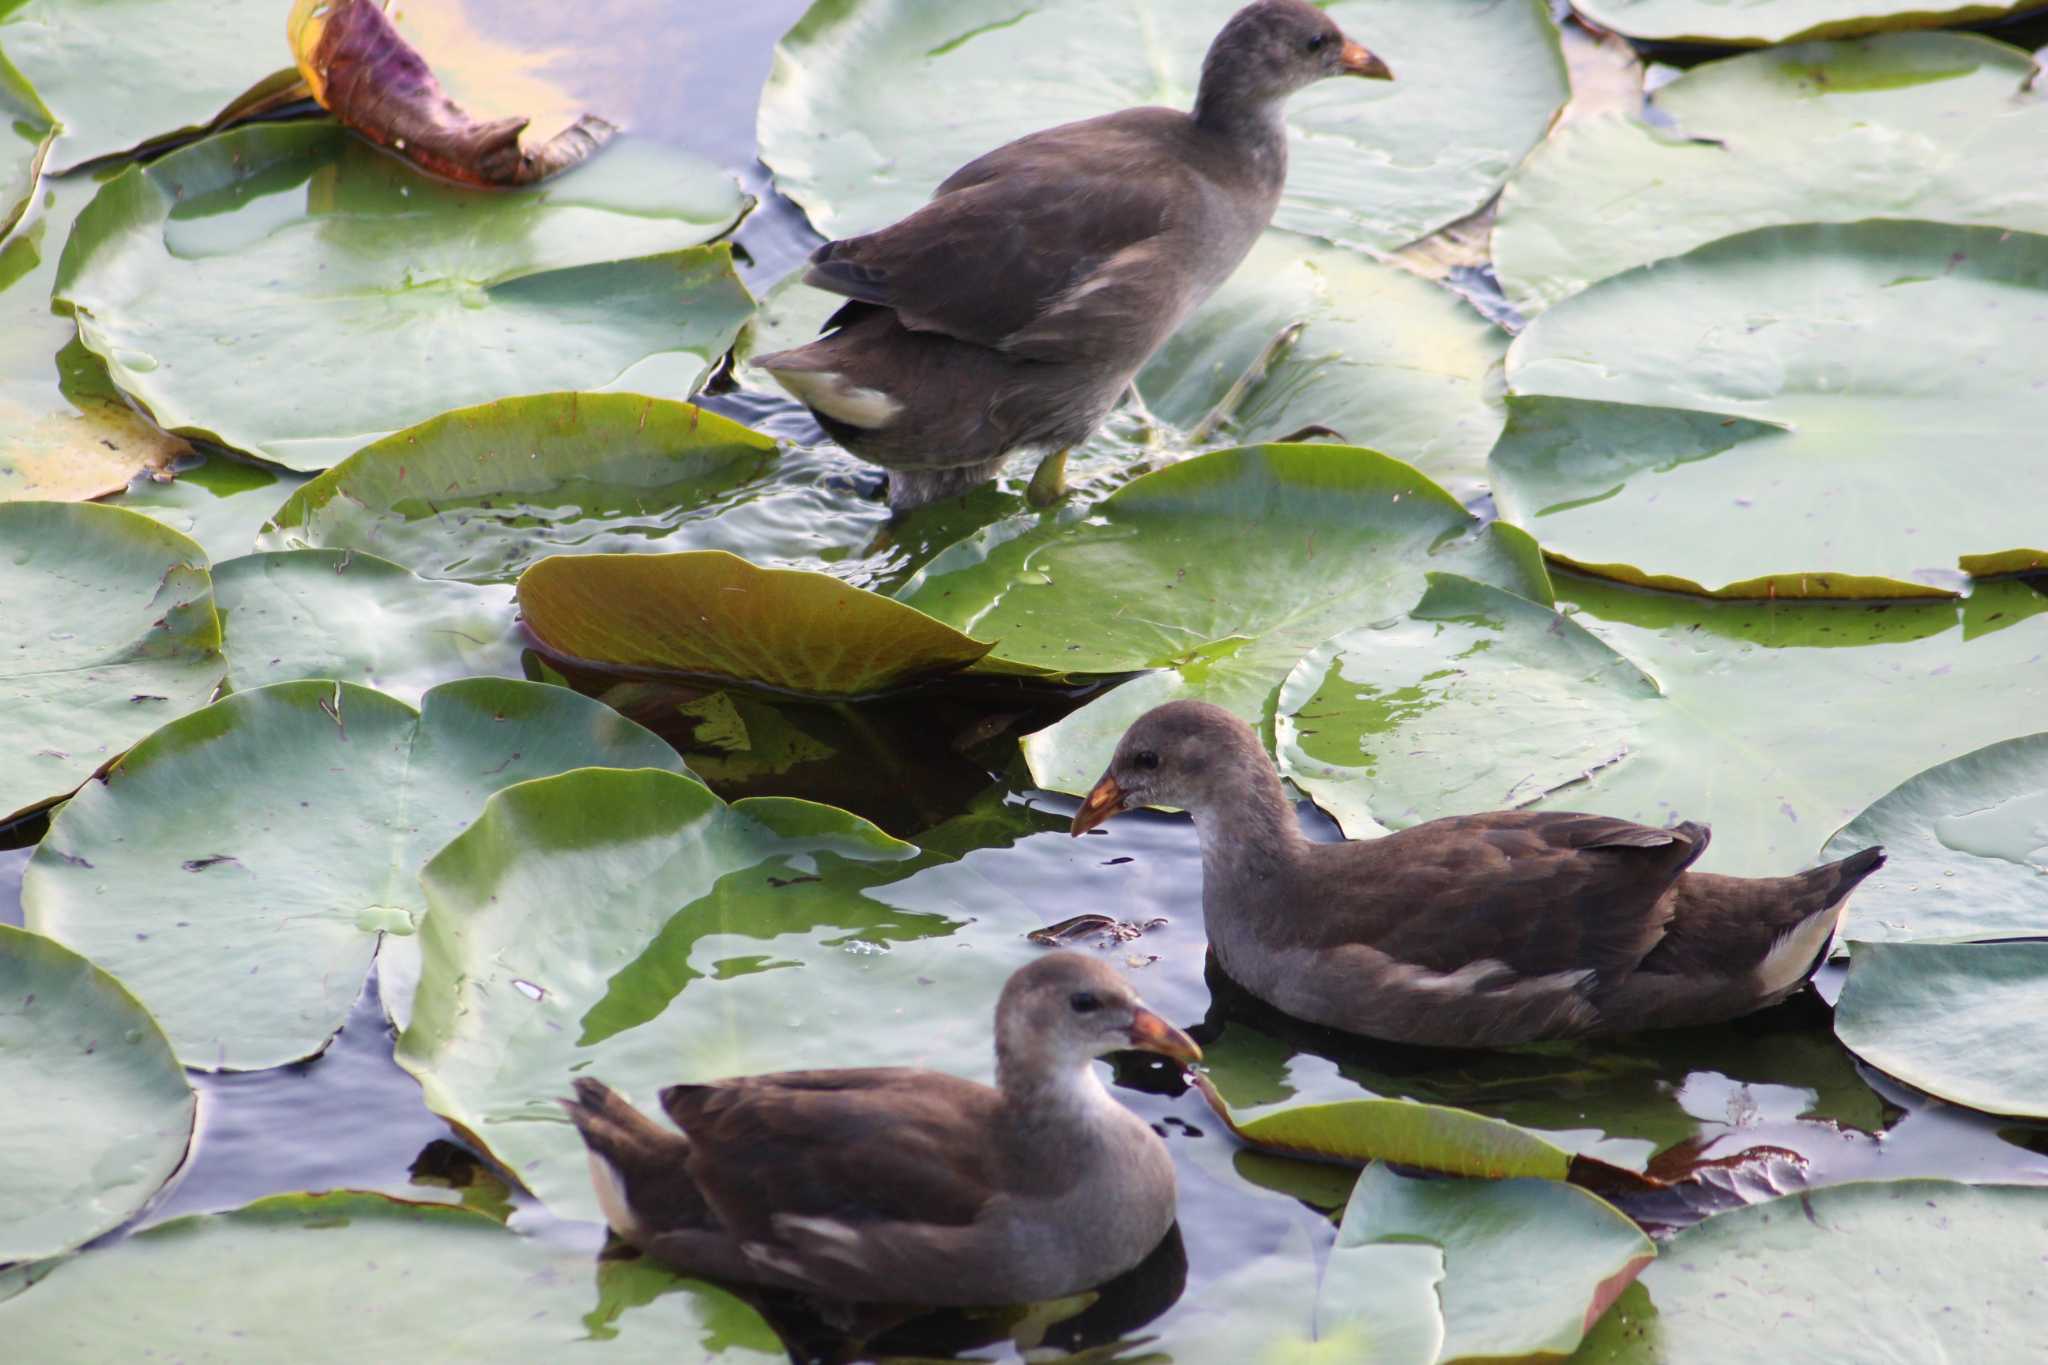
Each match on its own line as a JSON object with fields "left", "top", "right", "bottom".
{"left": 1307, "top": 34, "right": 1329, "bottom": 52}
{"left": 1069, "top": 992, "right": 1102, "bottom": 1014}
{"left": 1132, "top": 751, "right": 1161, "bottom": 771}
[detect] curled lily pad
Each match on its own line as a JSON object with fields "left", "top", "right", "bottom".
{"left": 215, "top": 549, "right": 524, "bottom": 705}
{"left": 257, "top": 392, "right": 801, "bottom": 583}
{"left": 1834, "top": 941, "right": 2048, "bottom": 1118}
{"left": 1575, "top": 1180, "right": 2048, "bottom": 1361}
{"left": 0, "top": 0, "right": 294, "bottom": 171}
{"left": 899, "top": 444, "right": 1550, "bottom": 794}
{"left": 0, "top": 51, "right": 52, "bottom": 242}
{"left": 22, "top": 678, "right": 685, "bottom": 1070}
{"left": 761, "top": 0, "right": 1566, "bottom": 254}
{"left": 54, "top": 122, "right": 754, "bottom": 470}
{"left": 1280, "top": 573, "right": 2048, "bottom": 875}
{"left": 2, "top": 178, "right": 192, "bottom": 504}
{"left": 1493, "top": 220, "right": 2048, "bottom": 596}
{"left": 290, "top": 0, "right": 613, "bottom": 187}
{"left": 1823, "top": 733, "right": 2048, "bottom": 945}
{"left": 1570, "top": 0, "right": 2048, "bottom": 44}
{"left": 0, "top": 501, "right": 223, "bottom": 824}
{"left": 0, "top": 1191, "right": 783, "bottom": 1359}
{"left": 396, "top": 765, "right": 1039, "bottom": 1222}
{"left": 519, "top": 550, "right": 1005, "bottom": 697}
{"left": 106, "top": 453, "right": 310, "bottom": 562}
{"left": 0, "top": 925, "right": 195, "bottom": 1262}
{"left": 1495, "top": 34, "right": 2048, "bottom": 315}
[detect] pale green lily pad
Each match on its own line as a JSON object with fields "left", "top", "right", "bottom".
{"left": 108, "top": 453, "right": 310, "bottom": 562}
{"left": 22, "top": 679, "right": 685, "bottom": 1069}
{"left": 0, "top": 1191, "right": 783, "bottom": 1359}
{"left": 256, "top": 392, "right": 809, "bottom": 583}
{"left": 1835, "top": 941, "right": 2048, "bottom": 1117}
{"left": 396, "top": 765, "right": 1047, "bottom": 1223}
{"left": 0, "top": 50, "right": 52, "bottom": 242}
{"left": 900, "top": 444, "right": 1550, "bottom": 795}
{"left": 1823, "top": 733, "right": 2048, "bottom": 945}
{"left": 1493, "top": 220, "right": 2048, "bottom": 596}
{"left": 0, "top": 0, "right": 292, "bottom": 171}
{"left": 1281, "top": 573, "right": 2048, "bottom": 876}
{"left": 0, "top": 924, "right": 195, "bottom": 1262}
{"left": 1338, "top": 1163, "right": 1653, "bottom": 1364}
{"left": 0, "top": 501, "right": 223, "bottom": 824}
{"left": 1573, "top": 1180, "right": 2048, "bottom": 1362}
{"left": 1495, "top": 34, "right": 2048, "bottom": 316}
{"left": 760, "top": 0, "right": 1566, "bottom": 254}
{"left": 1570, "top": 0, "right": 2048, "bottom": 44}
{"left": 215, "top": 550, "right": 524, "bottom": 706}
{"left": 54, "top": 123, "right": 754, "bottom": 470}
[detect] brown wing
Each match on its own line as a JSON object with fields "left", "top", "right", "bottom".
{"left": 659, "top": 1068, "right": 1006, "bottom": 1243}
{"left": 803, "top": 110, "right": 1196, "bottom": 356}
{"left": 1320, "top": 813, "right": 1711, "bottom": 984}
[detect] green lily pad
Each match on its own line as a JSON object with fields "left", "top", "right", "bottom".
{"left": 0, "top": 50, "right": 52, "bottom": 242}
{"left": 53, "top": 122, "right": 754, "bottom": 470}
{"left": 0, "top": 501, "right": 223, "bottom": 824}
{"left": 1495, "top": 35, "right": 2048, "bottom": 316}
{"left": 1569, "top": 0, "right": 2048, "bottom": 44}
{"left": 1574, "top": 1180, "right": 2048, "bottom": 1362}
{"left": 761, "top": 0, "right": 1566, "bottom": 254}
{"left": 256, "top": 392, "right": 807, "bottom": 583}
{"left": 1280, "top": 573, "right": 2048, "bottom": 876}
{"left": 900, "top": 443, "right": 1550, "bottom": 795}
{"left": 0, "top": 0, "right": 293, "bottom": 171}
{"left": 0, "top": 925, "right": 195, "bottom": 1262}
{"left": 1337, "top": 1163, "right": 1653, "bottom": 1364}
{"left": 1835, "top": 941, "right": 2048, "bottom": 1118}
{"left": 215, "top": 550, "right": 524, "bottom": 706}
{"left": 396, "top": 765, "right": 1044, "bottom": 1222}
{"left": 1493, "top": 220, "right": 2048, "bottom": 596}
{"left": 22, "top": 678, "right": 686, "bottom": 1070}
{"left": 1823, "top": 734, "right": 2048, "bottom": 945}
{"left": 519, "top": 550, "right": 1003, "bottom": 697}
{"left": 0, "top": 1191, "right": 783, "bottom": 1359}
{"left": 2, "top": 176, "right": 193, "bottom": 504}
{"left": 108, "top": 453, "right": 310, "bottom": 562}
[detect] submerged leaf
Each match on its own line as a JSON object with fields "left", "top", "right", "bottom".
{"left": 290, "top": 0, "right": 614, "bottom": 186}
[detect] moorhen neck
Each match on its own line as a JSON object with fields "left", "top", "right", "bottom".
{"left": 1072, "top": 701, "right": 1886, "bottom": 1048}
{"left": 754, "top": 0, "right": 1392, "bottom": 509}
{"left": 561, "top": 951, "right": 1199, "bottom": 1305}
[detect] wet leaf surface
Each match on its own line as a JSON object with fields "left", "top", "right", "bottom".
{"left": 0, "top": 51, "right": 52, "bottom": 242}
{"left": 22, "top": 679, "right": 685, "bottom": 1069}
{"left": 0, "top": 924, "right": 195, "bottom": 1262}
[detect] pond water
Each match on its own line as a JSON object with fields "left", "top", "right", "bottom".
{"left": 13, "top": 1, "right": 2048, "bottom": 1361}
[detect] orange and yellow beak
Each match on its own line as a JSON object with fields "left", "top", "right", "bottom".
{"left": 1128, "top": 1007, "right": 1203, "bottom": 1064}
{"left": 1070, "top": 775, "right": 1129, "bottom": 836}
{"left": 1341, "top": 41, "right": 1393, "bottom": 80}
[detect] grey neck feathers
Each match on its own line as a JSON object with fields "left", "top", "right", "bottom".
{"left": 1191, "top": 75, "right": 1292, "bottom": 181}
{"left": 993, "top": 1055, "right": 1130, "bottom": 1179}
{"left": 1190, "top": 750, "right": 1305, "bottom": 897}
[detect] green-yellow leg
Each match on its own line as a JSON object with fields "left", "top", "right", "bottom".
{"left": 1025, "top": 445, "right": 1072, "bottom": 507}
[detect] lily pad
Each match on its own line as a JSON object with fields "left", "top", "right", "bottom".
{"left": 1823, "top": 734, "right": 2048, "bottom": 945}
{"left": 215, "top": 550, "right": 524, "bottom": 706}
{"left": 0, "top": 0, "right": 293, "bottom": 171}
{"left": 519, "top": 551, "right": 1001, "bottom": 697}
{"left": 1336, "top": 1163, "right": 1653, "bottom": 1364}
{"left": 0, "top": 501, "right": 223, "bottom": 824}
{"left": 899, "top": 444, "right": 1550, "bottom": 795}
{"left": 108, "top": 453, "right": 310, "bottom": 561}
{"left": 1493, "top": 220, "right": 2048, "bottom": 596}
{"left": 1280, "top": 573, "right": 2048, "bottom": 875}
{"left": 760, "top": 0, "right": 1567, "bottom": 254}
{"left": 1834, "top": 941, "right": 2048, "bottom": 1118}
{"left": 0, "top": 924, "right": 195, "bottom": 1262}
{"left": 22, "top": 678, "right": 686, "bottom": 1070}
{"left": 396, "top": 765, "right": 1040, "bottom": 1222}
{"left": 53, "top": 122, "right": 754, "bottom": 470}
{"left": 0, "top": 50, "right": 51, "bottom": 242}
{"left": 256, "top": 392, "right": 810, "bottom": 583}
{"left": 0, "top": 1191, "right": 783, "bottom": 1359}
{"left": 2, "top": 176, "right": 191, "bottom": 504}
{"left": 1569, "top": 0, "right": 2048, "bottom": 44}
{"left": 1495, "top": 34, "right": 2048, "bottom": 315}
{"left": 1574, "top": 1180, "right": 2048, "bottom": 1362}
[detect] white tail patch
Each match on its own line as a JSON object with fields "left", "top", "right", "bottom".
{"left": 1756, "top": 903, "right": 1846, "bottom": 998}
{"left": 763, "top": 368, "right": 902, "bottom": 429}
{"left": 587, "top": 1151, "right": 643, "bottom": 1242}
